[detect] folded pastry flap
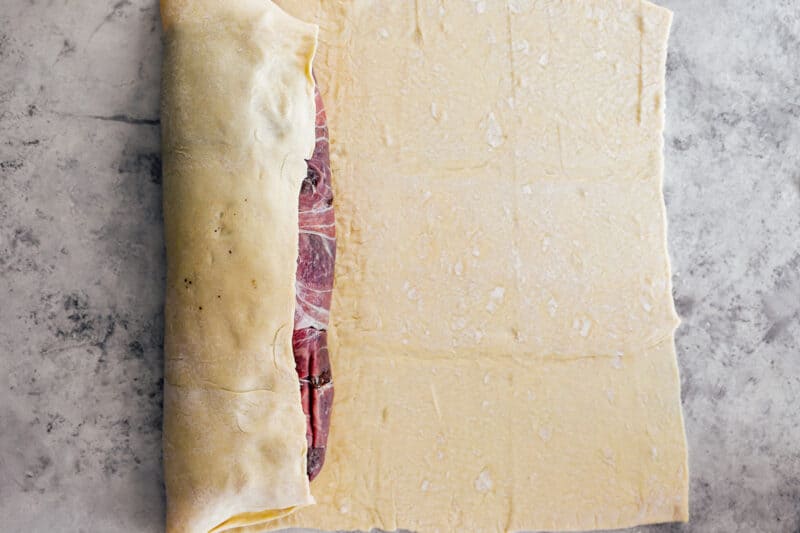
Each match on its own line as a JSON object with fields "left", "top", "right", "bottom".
{"left": 161, "top": 1, "right": 319, "bottom": 531}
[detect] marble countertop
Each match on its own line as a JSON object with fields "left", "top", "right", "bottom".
{"left": 1, "top": 1, "right": 798, "bottom": 532}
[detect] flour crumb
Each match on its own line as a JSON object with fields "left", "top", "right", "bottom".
{"left": 485, "top": 112, "right": 504, "bottom": 148}
{"left": 538, "top": 52, "right": 550, "bottom": 66}
{"left": 603, "top": 447, "right": 615, "bottom": 465}
{"left": 474, "top": 469, "right": 493, "bottom": 492}
{"left": 579, "top": 318, "right": 592, "bottom": 337}
{"left": 508, "top": 0, "right": 525, "bottom": 14}
{"left": 538, "top": 427, "right": 552, "bottom": 441}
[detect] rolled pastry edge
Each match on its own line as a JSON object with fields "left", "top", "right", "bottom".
{"left": 160, "top": 1, "right": 318, "bottom": 531}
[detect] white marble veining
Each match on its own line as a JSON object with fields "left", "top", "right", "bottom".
{"left": 0, "top": 1, "right": 798, "bottom": 532}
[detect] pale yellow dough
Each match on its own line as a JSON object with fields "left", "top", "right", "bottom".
{"left": 160, "top": 1, "right": 318, "bottom": 531}
{"left": 267, "top": 0, "right": 688, "bottom": 531}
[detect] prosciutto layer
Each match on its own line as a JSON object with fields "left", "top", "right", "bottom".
{"left": 293, "top": 86, "right": 335, "bottom": 481}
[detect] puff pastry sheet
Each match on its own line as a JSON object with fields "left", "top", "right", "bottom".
{"left": 269, "top": 0, "right": 689, "bottom": 531}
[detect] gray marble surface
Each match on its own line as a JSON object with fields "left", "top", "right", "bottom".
{"left": 0, "top": 1, "right": 798, "bottom": 532}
